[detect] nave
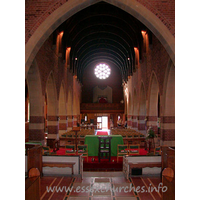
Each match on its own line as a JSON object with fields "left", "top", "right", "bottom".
{"left": 25, "top": 1, "right": 175, "bottom": 199}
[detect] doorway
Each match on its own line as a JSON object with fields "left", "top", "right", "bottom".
{"left": 97, "top": 116, "right": 108, "bottom": 130}
{"left": 102, "top": 116, "right": 108, "bottom": 130}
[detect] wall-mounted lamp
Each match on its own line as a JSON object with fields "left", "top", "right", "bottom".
{"left": 59, "top": 31, "right": 64, "bottom": 36}
{"left": 141, "top": 30, "right": 146, "bottom": 35}
{"left": 141, "top": 30, "right": 148, "bottom": 53}
{"left": 134, "top": 47, "right": 139, "bottom": 66}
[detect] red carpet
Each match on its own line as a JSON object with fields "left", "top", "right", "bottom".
{"left": 96, "top": 131, "right": 108, "bottom": 135}
{"left": 52, "top": 148, "right": 148, "bottom": 171}
{"left": 83, "top": 156, "right": 123, "bottom": 171}
{"left": 53, "top": 148, "right": 148, "bottom": 156}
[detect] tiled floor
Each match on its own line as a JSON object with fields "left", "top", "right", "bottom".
{"left": 40, "top": 172, "right": 162, "bottom": 200}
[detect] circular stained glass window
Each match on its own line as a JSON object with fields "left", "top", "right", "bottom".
{"left": 94, "top": 63, "right": 111, "bottom": 79}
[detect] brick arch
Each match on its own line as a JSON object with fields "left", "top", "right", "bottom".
{"left": 163, "top": 60, "right": 175, "bottom": 117}
{"left": 25, "top": 0, "right": 175, "bottom": 77}
{"left": 147, "top": 71, "right": 159, "bottom": 134}
{"left": 139, "top": 82, "right": 146, "bottom": 117}
{"left": 58, "top": 81, "right": 67, "bottom": 116}
{"left": 58, "top": 81, "right": 67, "bottom": 137}
{"left": 127, "top": 92, "right": 133, "bottom": 128}
{"left": 138, "top": 82, "right": 147, "bottom": 134}
{"left": 67, "top": 87, "right": 73, "bottom": 131}
{"left": 46, "top": 71, "right": 59, "bottom": 139}
{"left": 26, "top": 60, "right": 44, "bottom": 142}
{"left": 161, "top": 59, "right": 175, "bottom": 145}
{"left": 132, "top": 88, "right": 138, "bottom": 130}
{"left": 67, "top": 87, "right": 73, "bottom": 116}
{"left": 133, "top": 88, "right": 137, "bottom": 116}
{"left": 46, "top": 72, "right": 58, "bottom": 116}
{"left": 73, "top": 91, "right": 80, "bottom": 127}
{"left": 128, "top": 92, "right": 132, "bottom": 115}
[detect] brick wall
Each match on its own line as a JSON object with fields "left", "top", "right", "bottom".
{"left": 35, "top": 35, "right": 65, "bottom": 97}
{"left": 25, "top": 1, "right": 174, "bottom": 144}
{"left": 136, "top": 0, "right": 175, "bottom": 36}
{"left": 126, "top": 33, "right": 174, "bottom": 143}
{"left": 25, "top": 0, "right": 174, "bottom": 44}
{"left": 27, "top": 31, "right": 82, "bottom": 141}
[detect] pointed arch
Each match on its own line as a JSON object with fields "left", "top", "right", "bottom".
{"left": 139, "top": 82, "right": 146, "bottom": 117}
{"left": 133, "top": 88, "right": 138, "bottom": 116}
{"left": 27, "top": 60, "right": 44, "bottom": 142}
{"left": 46, "top": 71, "right": 59, "bottom": 138}
{"left": 162, "top": 59, "right": 175, "bottom": 146}
{"left": 67, "top": 87, "right": 73, "bottom": 116}
{"left": 148, "top": 71, "right": 159, "bottom": 116}
{"left": 132, "top": 88, "right": 138, "bottom": 130}
{"left": 25, "top": 0, "right": 175, "bottom": 77}
{"left": 73, "top": 91, "right": 78, "bottom": 127}
{"left": 58, "top": 81, "right": 67, "bottom": 116}
{"left": 46, "top": 72, "right": 58, "bottom": 115}
{"left": 128, "top": 92, "right": 132, "bottom": 114}
{"left": 127, "top": 92, "right": 132, "bottom": 128}
{"left": 67, "top": 86, "right": 73, "bottom": 130}
{"left": 163, "top": 60, "right": 175, "bottom": 116}
{"left": 147, "top": 71, "right": 159, "bottom": 134}
{"left": 138, "top": 82, "right": 146, "bottom": 134}
{"left": 58, "top": 81, "right": 67, "bottom": 136}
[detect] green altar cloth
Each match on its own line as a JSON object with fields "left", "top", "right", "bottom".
{"left": 25, "top": 142, "right": 42, "bottom": 146}
{"left": 84, "top": 135, "right": 124, "bottom": 156}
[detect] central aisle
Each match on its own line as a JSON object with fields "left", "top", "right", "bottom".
{"left": 40, "top": 172, "right": 162, "bottom": 200}
{"left": 95, "top": 129, "right": 111, "bottom": 135}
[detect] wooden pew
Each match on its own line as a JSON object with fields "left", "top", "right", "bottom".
{"left": 27, "top": 145, "right": 42, "bottom": 176}
{"left": 42, "top": 162, "right": 76, "bottom": 175}
{"left": 123, "top": 155, "right": 161, "bottom": 179}
{"left": 25, "top": 168, "right": 40, "bottom": 200}
{"left": 161, "top": 146, "right": 175, "bottom": 200}
{"left": 128, "top": 162, "right": 161, "bottom": 176}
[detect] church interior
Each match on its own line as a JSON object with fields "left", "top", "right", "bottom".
{"left": 25, "top": 1, "right": 175, "bottom": 199}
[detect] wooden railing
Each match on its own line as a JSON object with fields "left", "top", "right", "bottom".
{"left": 161, "top": 146, "right": 175, "bottom": 200}
{"left": 25, "top": 122, "right": 29, "bottom": 142}
{"left": 27, "top": 145, "right": 43, "bottom": 176}
{"left": 80, "top": 103, "right": 124, "bottom": 113}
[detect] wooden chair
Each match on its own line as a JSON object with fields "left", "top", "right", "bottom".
{"left": 77, "top": 144, "right": 88, "bottom": 162}
{"left": 65, "top": 144, "right": 76, "bottom": 155}
{"left": 117, "top": 144, "right": 128, "bottom": 162}
{"left": 129, "top": 144, "right": 140, "bottom": 155}
{"left": 98, "top": 136, "right": 112, "bottom": 162}
{"left": 154, "top": 146, "right": 161, "bottom": 155}
{"left": 42, "top": 146, "right": 51, "bottom": 155}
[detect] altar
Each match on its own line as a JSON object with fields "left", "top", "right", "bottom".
{"left": 84, "top": 135, "right": 124, "bottom": 156}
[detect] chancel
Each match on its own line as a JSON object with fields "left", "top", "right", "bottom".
{"left": 25, "top": 1, "right": 175, "bottom": 199}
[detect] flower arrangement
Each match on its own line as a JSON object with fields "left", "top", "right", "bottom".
{"left": 146, "top": 126, "right": 156, "bottom": 139}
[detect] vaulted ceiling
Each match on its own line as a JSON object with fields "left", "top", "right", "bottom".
{"left": 56, "top": 1, "right": 150, "bottom": 83}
